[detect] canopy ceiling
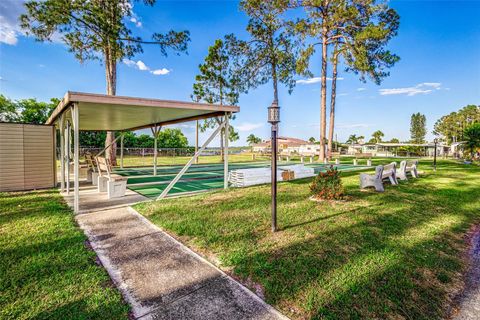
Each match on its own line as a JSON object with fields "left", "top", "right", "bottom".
{"left": 46, "top": 92, "right": 239, "bottom": 131}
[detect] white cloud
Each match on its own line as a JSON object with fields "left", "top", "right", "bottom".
{"left": 338, "top": 93, "right": 349, "bottom": 96}
{"left": 136, "top": 60, "right": 149, "bottom": 71}
{"left": 420, "top": 82, "right": 441, "bottom": 88}
{"left": 236, "top": 122, "right": 264, "bottom": 132}
{"left": 296, "top": 76, "right": 344, "bottom": 85}
{"left": 379, "top": 82, "right": 443, "bottom": 96}
{"left": 0, "top": 0, "right": 25, "bottom": 45}
{"left": 151, "top": 68, "right": 170, "bottom": 75}
{"left": 357, "top": 87, "right": 366, "bottom": 91}
{"left": 123, "top": 59, "right": 171, "bottom": 76}
{"left": 130, "top": 17, "right": 142, "bottom": 28}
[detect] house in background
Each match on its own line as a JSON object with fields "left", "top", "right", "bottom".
{"left": 252, "top": 137, "right": 309, "bottom": 154}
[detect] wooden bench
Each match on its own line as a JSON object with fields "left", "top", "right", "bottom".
{"left": 397, "top": 160, "right": 419, "bottom": 180}
{"left": 96, "top": 156, "right": 128, "bottom": 199}
{"left": 353, "top": 153, "right": 372, "bottom": 166}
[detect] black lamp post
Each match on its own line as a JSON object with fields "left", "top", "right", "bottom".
{"left": 433, "top": 138, "right": 438, "bottom": 171}
{"left": 268, "top": 100, "right": 280, "bottom": 232}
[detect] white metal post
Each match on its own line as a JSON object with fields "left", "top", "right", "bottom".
{"left": 120, "top": 133, "right": 124, "bottom": 169}
{"left": 156, "top": 120, "right": 226, "bottom": 200}
{"left": 65, "top": 121, "right": 70, "bottom": 195}
{"left": 59, "top": 114, "right": 65, "bottom": 192}
{"left": 73, "top": 104, "right": 80, "bottom": 213}
{"left": 195, "top": 120, "right": 199, "bottom": 164}
{"left": 224, "top": 112, "right": 229, "bottom": 189}
{"left": 151, "top": 125, "right": 160, "bottom": 176}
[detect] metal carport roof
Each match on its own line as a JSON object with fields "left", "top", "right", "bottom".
{"left": 46, "top": 91, "right": 239, "bottom": 131}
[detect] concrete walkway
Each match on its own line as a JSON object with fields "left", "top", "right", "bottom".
{"left": 76, "top": 206, "right": 287, "bottom": 320}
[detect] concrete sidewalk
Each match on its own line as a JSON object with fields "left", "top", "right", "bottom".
{"left": 76, "top": 206, "right": 287, "bottom": 320}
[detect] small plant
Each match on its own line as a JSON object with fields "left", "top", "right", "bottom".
{"left": 310, "top": 166, "right": 344, "bottom": 200}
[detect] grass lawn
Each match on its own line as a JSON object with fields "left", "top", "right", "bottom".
{"left": 135, "top": 159, "right": 480, "bottom": 319}
{"left": 0, "top": 190, "right": 129, "bottom": 319}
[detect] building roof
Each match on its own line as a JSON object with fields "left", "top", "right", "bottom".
{"left": 46, "top": 91, "right": 239, "bottom": 131}
{"left": 252, "top": 136, "right": 308, "bottom": 148}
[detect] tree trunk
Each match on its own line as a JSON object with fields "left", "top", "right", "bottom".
{"left": 328, "top": 52, "right": 338, "bottom": 160}
{"left": 105, "top": 49, "right": 117, "bottom": 165}
{"left": 319, "top": 30, "right": 328, "bottom": 161}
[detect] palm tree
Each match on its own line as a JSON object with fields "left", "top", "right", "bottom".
{"left": 246, "top": 134, "right": 261, "bottom": 145}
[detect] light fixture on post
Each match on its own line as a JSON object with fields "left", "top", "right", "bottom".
{"left": 268, "top": 100, "right": 280, "bottom": 232}
{"left": 433, "top": 138, "right": 438, "bottom": 171}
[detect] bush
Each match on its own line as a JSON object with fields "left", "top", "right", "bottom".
{"left": 310, "top": 166, "right": 344, "bottom": 200}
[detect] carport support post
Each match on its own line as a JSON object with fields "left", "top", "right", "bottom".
{"left": 65, "top": 121, "right": 70, "bottom": 195}
{"left": 151, "top": 125, "right": 161, "bottom": 176}
{"left": 224, "top": 112, "right": 229, "bottom": 189}
{"left": 59, "top": 113, "right": 65, "bottom": 192}
{"left": 120, "top": 133, "right": 124, "bottom": 169}
{"left": 73, "top": 103, "right": 79, "bottom": 213}
{"left": 195, "top": 120, "right": 199, "bottom": 164}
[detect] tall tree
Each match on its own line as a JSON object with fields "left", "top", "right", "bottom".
{"left": 410, "top": 112, "right": 427, "bottom": 143}
{"left": 371, "top": 130, "right": 384, "bottom": 143}
{"left": 246, "top": 134, "right": 262, "bottom": 145}
{"left": 326, "top": 1, "right": 399, "bottom": 158}
{"left": 229, "top": 0, "right": 298, "bottom": 107}
{"left": 21, "top": 0, "right": 190, "bottom": 165}
{"left": 192, "top": 38, "right": 240, "bottom": 161}
{"left": 433, "top": 105, "right": 480, "bottom": 143}
{"left": 308, "top": 136, "right": 316, "bottom": 143}
{"left": 295, "top": 0, "right": 399, "bottom": 161}
{"left": 463, "top": 123, "right": 480, "bottom": 158}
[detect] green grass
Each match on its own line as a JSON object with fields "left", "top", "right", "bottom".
{"left": 135, "top": 159, "right": 480, "bottom": 319}
{"left": 0, "top": 190, "right": 129, "bottom": 320}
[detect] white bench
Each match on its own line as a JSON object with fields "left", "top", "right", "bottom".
{"left": 360, "top": 165, "right": 385, "bottom": 192}
{"left": 96, "top": 156, "right": 128, "bottom": 199}
{"left": 382, "top": 162, "right": 398, "bottom": 185}
{"left": 397, "top": 160, "right": 419, "bottom": 180}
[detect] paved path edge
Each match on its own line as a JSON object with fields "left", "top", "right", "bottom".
{"left": 126, "top": 206, "right": 290, "bottom": 320}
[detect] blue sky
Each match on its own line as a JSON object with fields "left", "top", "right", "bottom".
{"left": 1, "top": 0, "right": 479, "bottom": 146}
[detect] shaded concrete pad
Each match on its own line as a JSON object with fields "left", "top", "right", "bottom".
{"left": 76, "top": 207, "right": 287, "bottom": 320}
{"left": 63, "top": 182, "right": 148, "bottom": 213}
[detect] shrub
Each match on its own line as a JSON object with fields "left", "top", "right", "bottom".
{"left": 310, "top": 166, "right": 344, "bottom": 200}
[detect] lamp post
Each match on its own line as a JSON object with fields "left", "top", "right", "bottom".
{"left": 268, "top": 100, "right": 280, "bottom": 232}
{"left": 433, "top": 138, "right": 438, "bottom": 171}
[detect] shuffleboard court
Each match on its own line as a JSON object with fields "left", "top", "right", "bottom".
{"left": 118, "top": 161, "right": 371, "bottom": 199}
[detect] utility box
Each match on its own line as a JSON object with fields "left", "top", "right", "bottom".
{"left": 0, "top": 123, "right": 55, "bottom": 192}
